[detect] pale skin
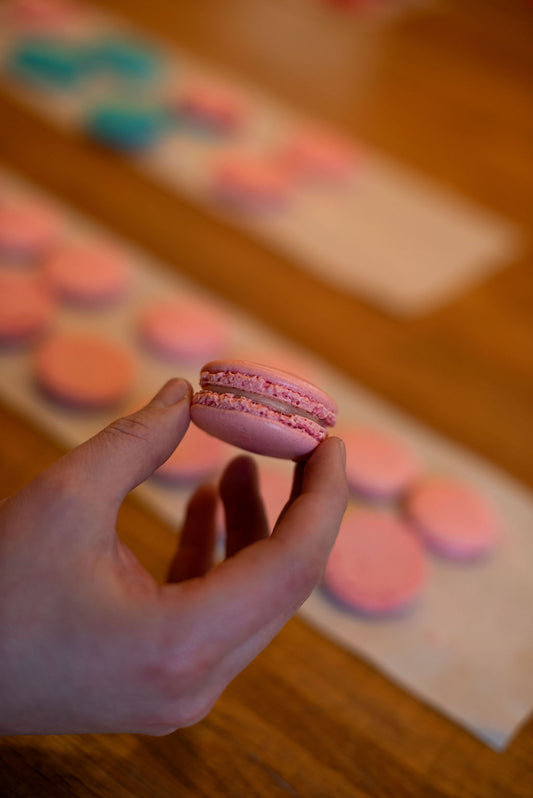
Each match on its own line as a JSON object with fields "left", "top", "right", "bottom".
{"left": 0, "top": 378, "right": 348, "bottom": 736}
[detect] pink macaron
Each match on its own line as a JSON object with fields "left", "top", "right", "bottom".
{"left": 404, "top": 476, "right": 500, "bottom": 561}
{"left": 0, "top": 201, "right": 62, "bottom": 261}
{"left": 211, "top": 153, "right": 292, "bottom": 212}
{"left": 139, "top": 298, "right": 231, "bottom": 363}
{"left": 0, "top": 269, "right": 55, "bottom": 344}
{"left": 342, "top": 426, "right": 420, "bottom": 501}
{"left": 278, "top": 127, "right": 358, "bottom": 184}
{"left": 172, "top": 82, "right": 246, "bottom": 134}
{"left": 44, "top": 241, "right": 131, "bottom": 306}
{"left": 323, "top": 508, "right": 427, "bottom": 616}
{"left": 191, "top": 359, "right": 337, "bottom": 459}
{"left": 35, "top": 331, "right": 135, "bottom": 408}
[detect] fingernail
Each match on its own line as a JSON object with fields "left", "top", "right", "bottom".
{"left": 151, "top": 378, "right": 191, "bottom": 408}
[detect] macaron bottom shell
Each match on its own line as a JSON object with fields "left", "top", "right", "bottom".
{"left": 191, "top": 399, "right": 327, "bottom": 460}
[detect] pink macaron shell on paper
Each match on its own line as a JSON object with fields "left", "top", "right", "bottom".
{"left": 155, "top": 424, "right": 228, "bottom": 485}
{"left": 173, "top": 82, "right": 246, "bottom": 133}
{"left": 44, "top": 241, "right": 131, "bottom": 306}
{"left": 139, "top": 298, "right": 231, "bottom": 364}
{"left": 323, "top": 508, "right": 427, "bottom": 617}
{"left": 278, "top": 126, "right": 358, "bottom": 184}
{"left": 191, "top": 359, "right": 337, "bottom": 460}
{"left": 342, "top": 426, "right": 420, "bottom": 502}
{"left": 35, "top": 331, "right": 135, "bottom": 409}
{"left": 404, "top": 476, "right": 500, "bottom": 561}
{"left": 211, "top": 153, "right": 292, "bottom": 212}
{"left": 8, "top": 0, "right": 86, "bottom": 35}
{"left": 0, "top": 201, "right": 62, "bottom": 261}
{"left": 0, "top": 269, "right": 55, "bottom": 344}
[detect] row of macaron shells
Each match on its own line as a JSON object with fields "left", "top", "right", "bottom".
{"left": 5, "top": 1, "right": 359, "bottom": 207}
{"left": 0, "top": 194, "right": 312, "bottom": 496}
{"left": 325, "top": 426, "right": 500, "bottom": 617}
{"left": 0, "top": 195, "right": 500, "bottom": 618}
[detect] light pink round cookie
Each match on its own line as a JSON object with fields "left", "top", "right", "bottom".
{"left": 155, "top": 424, "right": 228, "bottom": 484}
{"left": 279, "top": 127, "right": 358, "bottom": 183}
{"left": 404, "top": 476, "right": 499, "bottom": 560}
{"left": 174, "top": 83, "right": 245, "bottom": 133}
{"left": 342, "top": 426, "right": 420, "bottom": 501}
{"left": 139, "top": 299, "right": 230, "bottom": 363}
{"left": 323, "top": 508, "right": 427, "bottom": 616}
{"left": 191, "top": 359, "right": 337, "bottom": 460}
{"left": 0, "top": 202, "right": 62, "bottom": 260}
{"left": 8, "top": 0, "right": 85, "bottom": 35}
{"left": 0, "top": 270, "right": 55, "bottom": 343}
{"left": 212, "top": 154, "right": 292, "bottom": 211}
{"left": 44, "top": 241, "right": 131, "bottom": 306}
{"left": 35, "top": 332, "right": 135, "bottom": 408}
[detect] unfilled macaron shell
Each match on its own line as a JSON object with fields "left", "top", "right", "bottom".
{"left": 154, "top": 424, "right": 228, "bottom": 484}
{"left": 404, "top": 477, "right": 499, "bottom": 560}
{"left": 0, "top": 270, "right": 55, "bottom": 343}
{"left": 0, "top": 202, "right": 61, "bottom": 259}
{"left": 173, "top": 83, "right": 245, "bottom": 132}
{"left": 8, "top": 0, "right": 85, "bottom": 35}
{"left": 212, "top": 154, "right": 292, "bottom": 211}
{"left": 44, "top": 241, "right": 131, "bottom": 305}
{"left": 279, "top": 127, "right": 358, "bottom": 182}
{"left": 323, "top": 508, "right": 427, "bottom": 615}
{"left": 35, "top": 332, "right": 135, "bottom": 408}
{"left": 343, "top": 427, "right": 420, "bottom": 501}
{"left": 139, "top": 299, "right": 230, "bottom": 363}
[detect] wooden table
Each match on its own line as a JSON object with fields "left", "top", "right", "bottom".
{"left": 1, "top": 0, "right": 532, "bottom": 794}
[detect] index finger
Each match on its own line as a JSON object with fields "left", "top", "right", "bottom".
{"left": 163, "top": 436, "right": 347, "bottom": 653}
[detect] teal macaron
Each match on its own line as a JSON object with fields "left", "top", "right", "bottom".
{"left": 7, "top": 38, "right": 89, "bottom": 88}
{"left": 87, "top": 38, "right": 161, "bottom": 82}
{"left": 85, "top": 104, "right": 168, "bottom": 151}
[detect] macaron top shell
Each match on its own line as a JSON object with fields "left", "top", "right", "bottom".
{"left": 44, "top": 241, "right": 131, "bottom": 305}
{"left": 323, "top": 508, "right": 427, "bottom": 615}
{"left": 0, "top": 270, "right": 55, "bottom": 342}
{"left": 35, "top": 332, "right": 135, "bottom": 407}
{"left": 343, "top": 426, "right": 420, "bottom": 500}
{"left": 404, "top": 476, "right": 499, "bottom": 560}
{"left": 0, "top": 201, "right": 61, "bottom": 259}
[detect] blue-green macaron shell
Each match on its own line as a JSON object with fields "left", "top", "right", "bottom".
{"left": 85, "top": 104, "right": 167, "bottom": 151}
{"left": 7, "top": 38, "right": 89, "bottom": 88}
{"left": 87, "top": 38, "right": 161, "bottom": 81}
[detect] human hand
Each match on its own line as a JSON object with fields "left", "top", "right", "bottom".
{"left": 0, "top": 378, "right": 347, "bottom": 736}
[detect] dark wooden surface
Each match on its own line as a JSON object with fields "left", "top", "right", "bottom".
{"left": 1, "top": 0, "right": 532, "bottom": 794}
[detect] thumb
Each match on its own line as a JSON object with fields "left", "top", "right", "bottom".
{"left": 55, "top": 378, "right": 192, "bottom": 509}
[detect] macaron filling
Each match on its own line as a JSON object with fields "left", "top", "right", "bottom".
{"left": 198, "top": 369, "right": 336, "bottom": 426}
{"left": 193, "top": 390, "right": 328, "bottom": 443}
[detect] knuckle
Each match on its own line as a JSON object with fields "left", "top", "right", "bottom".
{"left": 104, "top": 414, "right": 151, "bottom": 446}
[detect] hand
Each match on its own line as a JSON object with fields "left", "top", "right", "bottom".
{"left": 0, "top": 378, "right": 347, "bottom": 736}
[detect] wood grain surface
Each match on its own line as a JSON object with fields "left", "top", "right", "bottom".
{"left": 1, "top": 0, "right": 532, "bottom": 795}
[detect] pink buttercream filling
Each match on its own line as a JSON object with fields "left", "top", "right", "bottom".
{"left": 192, "top": 391, "right": 328, "bottom": 442}
{"left": 199, "top": 370, "right": 336, "bottom": 426}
